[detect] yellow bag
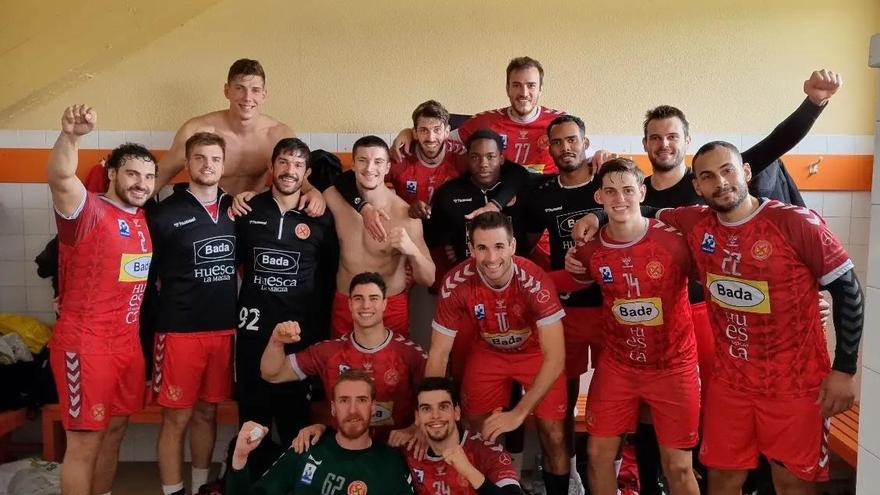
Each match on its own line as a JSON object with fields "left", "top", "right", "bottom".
{"left": 0, "top": 314, "right": 53, "bottom": 354}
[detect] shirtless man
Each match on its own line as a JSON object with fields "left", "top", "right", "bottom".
{"left": 323, "top": 136, "right": 435, "bottom": 337}
{"left": 155, "top": 58, "right": 321, "bottom": 211}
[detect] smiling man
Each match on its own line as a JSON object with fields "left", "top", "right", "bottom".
{"left": 146, "top": 132, "right": 238, "bottom": 495}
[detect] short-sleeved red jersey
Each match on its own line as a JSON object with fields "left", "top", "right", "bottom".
{"left": 52, "top": 192, "right": 152, "bottom": 354}
{"left": 573, "top": 219, "right": 697, "bottom": 370}
{"left": 658, "top": 201, "right": 853, "bottom": 398}
{"left": 388, "top": 142, "right": 465, "bottom": 205}
{"left": 432, "top": 256, "right": 565, "bottom": 353}
{"left": 407, "top": 430, "right": 520, "bottom": 494}
{"left": 290, "top": 331, "right": 426, "bottom": 427}
{"left": 456, "top": 107, "right": 564, "bottom": 175}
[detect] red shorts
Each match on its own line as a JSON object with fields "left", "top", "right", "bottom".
{"left": 586, "top": 359, "right": 700, "bottom": 449}
{"left": 332, "top": 291, "right": 409, "bottom": 338}
{"left": 562, "top": 306, "right": 604, "bottom": 378}
{"left": 699, "top": 380, "right": 830, "bottom": 482}
{"left": 149, "top": 331, "right": 234, "bottom": 408}
{"left": 690, "top": 302, "right": 715, "bottom": 388}
{"left": 50, "top": 345, "right": 145, "bottom": 431}
{"left": 460, "top": 347, "right": 567, "bottom": 420}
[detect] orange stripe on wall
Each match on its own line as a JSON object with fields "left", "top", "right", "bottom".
{"left": 0, "top": 148, "right": 871, "bottom": 191}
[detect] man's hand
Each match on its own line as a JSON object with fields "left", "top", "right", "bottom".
{"left": 571, "top": 213, "right": 600, "bottom": 242}
{"left": 231, "top": 421, "right": 269, "bottom": 470}
{"left": 270, "top": 321, "right": 302, "bottom": 345}
{"left": 292, "top": 423, "right": 326, "bottom": 454}
{"left": 817, "top": 370, "right": 856, "bottom": 417}
{"left": 564, "top": 246, "right": 588, "bottom": 275}
{"left": 62, "top": 105, "right": 96, "bottom": 137}
{"left": 590, "top": 149, "right": 618, "bottom": 172}
{"left": 408, "top": 200, "right": 432, "bottom": 220}
{"left": 362, "top": 204, "right": 391, "bottom": 242}
{"left": 443, "top": 443, "right": 483, "bottom": 484}
{"left": 298, "top": 188, "right": 327, "bottom": 217}
{"left": 231, "top": 191, "right": 256, "bottom": 216}
{"left": 391, "top": 129, "right": 415, "bottom": 162}
{"left": 464, "top": 202, "right": 501, "bottom": 220}
{"left": 804, "top": 69, "right": 842, "bottom": 106}
{"left": 481, "top": 408, "right": 527, "bottom": 443}
{"left": 818, "top": 293, "right": 831, "bottom": 329}
{"left": 388, "top": 227, "right": 418, "bottom": 256}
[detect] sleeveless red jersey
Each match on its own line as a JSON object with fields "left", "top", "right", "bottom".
{"left": 456, "top": 106, "right": 565, "bottom": 175}
{"left": 290, "top": 331, "right": 427, "bottom": 428}
{"left": 658, "top": 201, "right": 853, "bottom": 398}
{"left": 52, "top": 192, "right": 152, "bottom": 354}
{"left": 574, "top": 219, "right": 697, "bottom": 370}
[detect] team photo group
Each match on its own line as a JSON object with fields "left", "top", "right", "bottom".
{"left": 45, "top": 56, "right": 863, "bottom": 495}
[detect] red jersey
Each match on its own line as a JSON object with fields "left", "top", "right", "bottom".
{"left": 290, "top": 331, "right": 426, "bottom": 427}
{"left": 456, "top": 106, "right": 564, "bottom": 175}
{"left": 573, "top": 219, "right": 697, "bottom": 370}
{"left": 407, "top": 430, "right": 520, "bottom": 495}
{"left": 389, "top": 141, "right": 464, "bottom": 205}
{"left": 52, "top": 192, "right": 152, "bottom": 354}
{"left": 432, "top": 256, "right": 565, "bottom": 353}
{"left": 658, "top": 201, "right": 853, "bottom": 398}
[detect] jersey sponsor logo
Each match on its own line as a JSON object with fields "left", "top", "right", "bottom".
{"left": 295, "top": 223, "right": 311, "bottom": 240}
{"left": 412, "top": 468, "right": 424, "bottom": 484}
{"left": 452, "top": 198, "right": 473, "bottom": 203}
{"left": 612, "top": 297, "right": 664, "bottom": 326}
{"left": 118, "top": 219, "right": 131, "bottom": 237}
{"left": 194, "top": 236, "right": 235, "bottom": 264}
{"left": 337, "top": 363, "right": 351, "bottom": 375}
{"left": 706, "top": 273, "right": 771, "bottom": 314}
{"left": 248, "top": 219, "right": 267, "bottom": 225}
{"left": 536, "top": 289, "right": 551, "bottom": 303}
{"left": 700, "top": 233, "right": 716, "bottom": 254}
{"left": 499, "top": 134, "right": 508, "bottom": 149}
{"left": 474, "top": 304, "right": 486, "bottom": 320}
{"left": 118, "top": 253, "right": 152, "bottom": 282}
{"left": 405, "top": 180, "right": 417, "bottom": 194}
{"left": 91, "top": 404, "right": 106, "bottom": 422}
{"left": 372, "top": 401, "right": 394, "bottom": 426}
{"left": 556, "top": 210, "right": 589, "bottom": 237}
{"left": 300, "top": 462, "right": 317, "bottom": 485}
{"left": 751, "top": 240, "right": 772, "bottom": 261}
{"left": 347, "top": 480, "right": 367, "bottom": 495}
{"left": 482, "top": 328, "right": 530, "bottom": 350}
{"left": 172, "top": 217, "right": 196, "bottom": 228}
{"left": 254, "top": 248, "right": 300, "bottom": 274}
{"left": 383, "top": 368, "right": 400, "bottom": 386}
{"left": 646, "top": 261, "right": 664, "bottom": 279}
{"left": 599, "top": 265, "right": 613, "bottom": 283}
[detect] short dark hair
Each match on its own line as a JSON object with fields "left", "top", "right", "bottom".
{"left": 185, "top": 132, "right": 226, "bottom": 159}
{"left": 351, "top": 135, "right": 390, "bottom": 160}
{"left": 411, "top": 100, "right": 450, "bottom": 127}
{"left": 349, "top": 272, "right": 387, "bottom": 297}
{"left": 643, "top": 105, "right": 690, "bottom": 138}
{"left": 271, "top": 138, "right": 311, "bottom": 166}
{"left": 417, "top": 377, "right": 460, "bottom": 407}
{"left": 596, "top": 157, "right": 645, "bottom": 187}
{"left": 333, "top": 368, "right": 376, "bottom": 399}
{"left": 468, "top": 211, "right": 513, "bottom": 240}
{"left": 105, "top": 143, "right": 157, "bottom": 172}
{"left": 547, "top": 114, "right": 586, "bottom": 138}
{"left": 692, "top": 141, "right": 743, "bottom": 173}
{"left": 466, "top": 128, "right": 505, "bottom": 152}
{"left": 227, "top": 58, "right": 265, "bottom": 84}
{"left": 506, "top": 56, "right": 544, "bottom": 87}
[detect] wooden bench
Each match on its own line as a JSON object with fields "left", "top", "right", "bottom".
{"left": 829, "top": 403, "right": 859, "bottom": 468}
{"left": 0, "top": 409, "right": 27, "bottom": 462}
{"left": 41, "top": 401, "right": 239, "bottom": 462}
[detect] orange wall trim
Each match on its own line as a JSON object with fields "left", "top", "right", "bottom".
{"left": 0, "top": 148, "right": 872, "bottom": 191}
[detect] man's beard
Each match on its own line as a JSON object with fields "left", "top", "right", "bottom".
{"left": 705, "top": 184, "right": 748, "bottom": 213}
{"left": 115, "top": 182, "right": 148, "bottom": 207}
{"left": 273, "top": 174, "right": 302, "bottom": 195}
{"left": 337, "top": 414, "right": 369, "bottom": 439}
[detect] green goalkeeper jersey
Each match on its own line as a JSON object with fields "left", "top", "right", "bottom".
{"left": 226, "top": 433, "right": 414, "bottom": 495}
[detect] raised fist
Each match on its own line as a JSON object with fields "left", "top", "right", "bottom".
{"left": 61, "top": 105, "right": 96, "bottom": 136}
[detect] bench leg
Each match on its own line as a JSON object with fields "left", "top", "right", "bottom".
{"left": 41, "top": 417, "right": 65, "bottom": 462}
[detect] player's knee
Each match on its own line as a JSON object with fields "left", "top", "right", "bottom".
{"left": 586, "top": 440, "right": 619, "bottom": 465}
{"left": 660, "top": 453, "right": 693, "bottom": 485}
{"left": 192, "top": 401, "right": 217, "bottom": 424}
{"left": 537, "top": 421, "right": 566, "bottom": 449}
{"left": 162, "top": 408, "right": 193, "bottom": 431}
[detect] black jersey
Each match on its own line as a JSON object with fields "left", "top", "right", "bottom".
{"left": 235, "top": 190, "right": 337, "bottom": 351}
{"left": 524, "top": 176, "right": 603, "bottom": 307}
{"left": 148, "top": 189, "right": 237, "bottom": 332}
{"left": 644, "top": 96, "right": 826, "bottom": 303}
{"left": 428, "top": 166, "right": 532, "bottom": 263}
